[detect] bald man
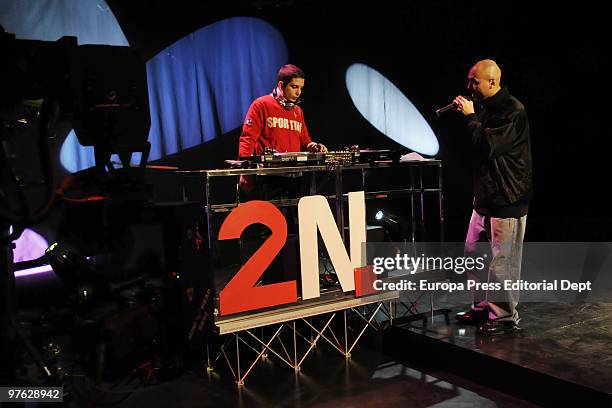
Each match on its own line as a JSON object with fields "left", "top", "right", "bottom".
{"left": 453, "top": 59, "right": 533, "bottom": 335}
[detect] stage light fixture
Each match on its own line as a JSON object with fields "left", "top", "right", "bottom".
{"left": 372, "top": 210, "right": 411, "bottom": 242}
{"left": 45, "top": 242, "right": 91, "bottom": 288}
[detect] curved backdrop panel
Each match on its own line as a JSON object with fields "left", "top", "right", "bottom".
{"left": 0, "top": 0, "right": 129, "bottom": 45}
{"left": 60, "top": 130, "right": 95, "bottom": 173}
{"left": 145, "top": 17, "right": 288, "bottom": 161}
{"left": 60, "top": 130, "right": 142, "bottom": 173}
{"left": 59, "top": 16, "right": 287, "bottom": 172}
{"left": 345, "top": 63, "right": 439, "bottom": 156}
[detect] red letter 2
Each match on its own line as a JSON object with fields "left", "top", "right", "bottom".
{"left": 218, "top": 201, "right": 297, "bottom": 315}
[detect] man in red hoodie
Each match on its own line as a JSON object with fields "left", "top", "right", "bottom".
{"left": 237, "top": 65, "right": 328, "bottom": 284}
{"left": 239, "top": 64, "right": 327, "bottom": 193}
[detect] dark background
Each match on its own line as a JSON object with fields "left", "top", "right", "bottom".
{"left": 106, "top": 0, "right": 608, "bottom": 242}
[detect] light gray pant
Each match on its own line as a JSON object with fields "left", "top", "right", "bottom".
{"left": 465, "top": 210, "right": 527, "bottom": 323}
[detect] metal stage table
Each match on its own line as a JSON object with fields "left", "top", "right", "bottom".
{"left": 181, "top": 159, "right": 444, "bottom": 245}
{"left": 179, "top": 160, "right": 444, "bottom": 385}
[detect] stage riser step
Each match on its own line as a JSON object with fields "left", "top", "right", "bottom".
{"left": 383, "top": 325, "right": 612, "bottom": 408}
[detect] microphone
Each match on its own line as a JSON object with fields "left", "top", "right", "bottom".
{"left": 435, "top": 95, "right": 472, "bottom": 117}
{"left": 435, "top": 102, "right": 457, "bottom": 116}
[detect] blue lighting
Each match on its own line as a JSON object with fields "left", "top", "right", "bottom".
{"left": 375, "top": 211, "right": 384, "bottom": 221}
{"left": 60, "top": 129, "right": 142, "bottom": 173}
{"left": 60, "top": 129, "right": 95, "bottom": 173}
{"left": 345, "top": 63, "right": 439, "bottom": 156}
{"left": 146, "top": 17, "right": 288, "bottom": 161}
{"left": 59, "top": 17, "right": 288, "bottom": 172}
{"left": 0, "top": 0, "right": 129, "bottom": 46}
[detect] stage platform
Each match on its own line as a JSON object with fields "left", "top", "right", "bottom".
{"left": 216, "top": 290, "right": 398, "bottom": 334}
{"left": 383, "top": 301, "right": 612, "bottom": 407}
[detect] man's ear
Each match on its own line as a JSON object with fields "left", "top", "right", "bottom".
{"left": 489, "top": 79, "right": 496, "bottom": 88}
{"left": 277, "top": 80, "right": 284, "bottom": 90}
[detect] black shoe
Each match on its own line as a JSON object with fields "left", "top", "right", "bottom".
{"left": 478, "top": 320, "right": 519, "bottom": 336}
{"left": 455, "top": 309, "right": 488, "bottom": 325}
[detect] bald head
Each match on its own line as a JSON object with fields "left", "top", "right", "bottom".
{"left": 467, "top": 59, "right": 502, "bottom": 100}
{"left": 474, "top": 59, "right": 501, "bottom": 82}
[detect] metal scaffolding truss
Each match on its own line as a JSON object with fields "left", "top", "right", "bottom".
{"left": 210, "top": 291, "right": 398, "bottom": 386}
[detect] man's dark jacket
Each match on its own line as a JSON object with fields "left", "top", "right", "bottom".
{"left": 465, "top": 87, "right": 532, "bottom": 218}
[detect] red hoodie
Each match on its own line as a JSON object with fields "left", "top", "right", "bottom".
{"left": 238, "top": 94, "right": 312, "bottom": 157}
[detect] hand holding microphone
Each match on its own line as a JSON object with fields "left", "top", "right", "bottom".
{"left": 435, "top": 95, "right": 474, "bottom": 116}
{"left": 453, "top": 95, "right": 475, "bottom": 115}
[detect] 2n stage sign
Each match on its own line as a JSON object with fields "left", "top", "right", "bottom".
{"left": 218, "top": 191, "right": 367, "bottom": 315}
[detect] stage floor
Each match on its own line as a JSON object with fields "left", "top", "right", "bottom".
{"left": 383, "top": 300, "right": 612, "bottom": 407}
{"left": 112, "top": 332, "right": 537, "bottom": 408}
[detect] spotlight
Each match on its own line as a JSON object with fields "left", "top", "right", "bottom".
{"left": 372, "top": 210, "right": 410, "bottom": 241}
{"left": 45, "top": 242, "right": 92, "bottom": 288}
{"left": 44, "top": 242, "right": 112, "bottom": 308}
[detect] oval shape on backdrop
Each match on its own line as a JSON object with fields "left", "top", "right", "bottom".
{"left": 345, "top": 63, "right": 439, "bottom": 156}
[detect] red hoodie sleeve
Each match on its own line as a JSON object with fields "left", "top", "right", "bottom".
{"left": 298, "top": 108, "right": 312, "bottom": 151}
{"left": 238, "top": 100, "right": 264, "bottom": 158}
